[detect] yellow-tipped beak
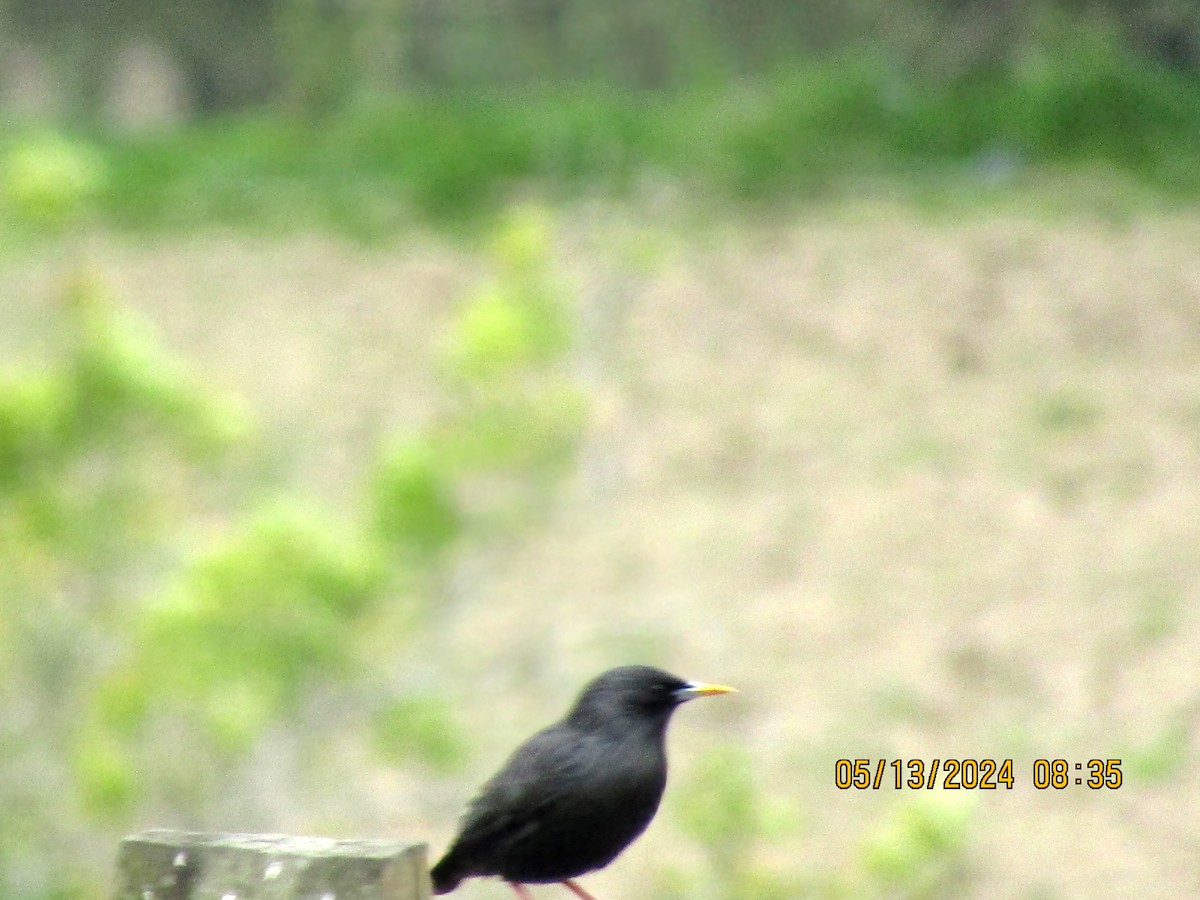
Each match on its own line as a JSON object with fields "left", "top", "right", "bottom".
{"left": 678, "top": 681, "right": 738, "bottom": 699}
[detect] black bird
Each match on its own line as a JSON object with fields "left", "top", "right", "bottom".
{"left": 430, "top": 665, "right": 736, "bottom": 899}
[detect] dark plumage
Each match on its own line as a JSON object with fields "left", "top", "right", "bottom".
{"left": 430, "top": 665, "right": 736, "bottom": 899}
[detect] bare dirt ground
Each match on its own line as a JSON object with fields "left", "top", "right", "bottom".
{"left": 4, "top": 202, "right": 1199, "bottom": 897}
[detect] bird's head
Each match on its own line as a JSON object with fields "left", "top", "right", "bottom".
{"left": 565, "top": 665, "right": 736, "bottom": 734}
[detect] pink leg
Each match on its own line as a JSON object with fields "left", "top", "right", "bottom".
{"left": 507, "top": 883, "right": 535, "bottom": 900}
{"left": 562, "top": 881, "right": 599, "bottom": 900}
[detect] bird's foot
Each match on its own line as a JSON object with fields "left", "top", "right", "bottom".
{"left": 507, "top": 883, "right": 535, "bottom": 899}
{"left": 561, "top": 880, "right": 598, "bottom": 900}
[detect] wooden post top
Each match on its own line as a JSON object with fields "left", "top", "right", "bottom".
{"left": 115, "top": 830, "right": 430, "bottom": 900}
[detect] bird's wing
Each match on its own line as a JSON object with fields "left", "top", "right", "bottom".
{"left": 448, "top": 724, "right": 595, "bottom": 863}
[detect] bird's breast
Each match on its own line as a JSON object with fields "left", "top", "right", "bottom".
{"left": 558, "top": 734, "right": 667, "bottom": 854}
{"left": 495, "top": 732, "right": 668, "bottom": 882}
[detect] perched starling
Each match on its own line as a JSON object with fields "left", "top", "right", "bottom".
{"left": 430, "top": 665, "right": 736, "bottom": 899}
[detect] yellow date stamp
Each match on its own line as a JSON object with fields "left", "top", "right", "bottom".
{"left": 834, "top": 758, "right": 1123, "bottom": 790}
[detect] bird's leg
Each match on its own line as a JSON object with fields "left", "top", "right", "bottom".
{"left": 507, "top": 883, "right": 535, "bottom": 900}
{"left": 561, "top": 880, "right": 599, "bottom": 900}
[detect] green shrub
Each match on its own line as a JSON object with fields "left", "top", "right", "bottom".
{"left": 671, "top": 744, "right": 806, "bottom": 900}
{"left": 50, "top": 42, "right": 1200, "bottom": 235}
{"left": 4, "top": 202, "right": 587, "bottom": 899}
{"left": 861, "top": 795, "right": 974, "bottom": 897}
{"left": 2, "top": 134, "right": 107, "bottom": 229}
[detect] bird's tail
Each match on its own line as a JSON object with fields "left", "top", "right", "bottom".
{"left": 429, "top": 854, "right": 462, "bottom": 895}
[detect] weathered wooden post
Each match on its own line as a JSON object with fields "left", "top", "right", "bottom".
{"left": 114, "top": 831, "right": 429, "bottom": 900}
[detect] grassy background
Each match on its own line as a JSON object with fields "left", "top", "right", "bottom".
{"left": 2, "top": 32, "right": 1200, "bottom": 900}
{"left": 4, "top": 39, "right": 1199, "bottom": 235}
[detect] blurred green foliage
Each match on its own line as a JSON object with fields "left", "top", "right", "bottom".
{"left": 442, "top": 207, "right": 570, "bottom": 378}
{"left": 372, "top": 693, "right": 467, "bottom": 773}
{"left": 130, "top": 504, "right": 385, "bottom": 749}
{"left": 371, "top": 439, "right": 462, "bottom": 561}
{"left": 0, "top": 275, "right": 252, "bottom": 894}
{"left": 69, "top": 279, "right": 250, "bottom": 453}
{"left": 429, "top": 206, "right": 586, "bottom": 521}
{"left": 1032, "top": 388, "right": 1103, "bottom": 436}
{"left": 1, "top": 134, "right": 107, "bottom": 230}
{"left": 0, "top": 205, "right": 584, "bottom": 898}
{"left": 859, "top": 795, "right": 974, "bottom": 897}
{"left": 0, "top": 17, "right": 1186, "bottom": 890}
{"left": 662, "top": 749, "right": 978, "bottom": 899}
{"left": 0, "top": 28, "right": 1182, "bottom": 234}
{"left": 1123, "top": 718, "right": 1190, "bottom": 784}
{"left": 0, "top": 273, "right": 243, "bottom": 556}
{"left": 665, "top": 745, "right": 806, "bottom": 900}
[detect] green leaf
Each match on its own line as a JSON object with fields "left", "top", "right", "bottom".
{"left": 372, "top": 693, "right": 466, "bottom": 772}
{"left": 371, "top": 439, "right": 462, "bottom": 558}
